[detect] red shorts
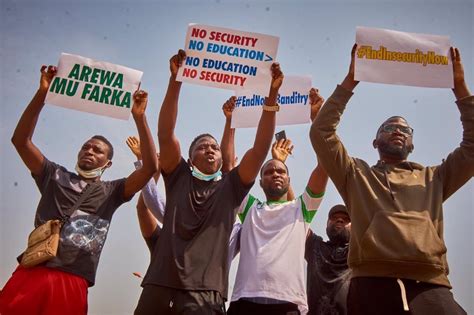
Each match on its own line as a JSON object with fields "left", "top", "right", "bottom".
{"left": 0, "top": 265, "right": 88, "bottom": 315}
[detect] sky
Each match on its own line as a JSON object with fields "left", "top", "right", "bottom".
{"left": 1, "top": 0, "right": 472, "bottom": 314}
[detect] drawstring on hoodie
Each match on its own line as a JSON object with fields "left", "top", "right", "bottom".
{"left": 396, "top": 278, "right": 410, "bottom": 311}
{"left": 383, "top": 167, "right": 395, "bottom": 201}
{"left": 380, "top": 161, "right": 396, "bottom": 201}
{"left": 379, "top": 160, "right": 416, "bottom": 201}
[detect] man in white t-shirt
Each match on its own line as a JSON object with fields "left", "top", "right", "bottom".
{"left": 228, "top": 90, "right": 328, "bottom": 315}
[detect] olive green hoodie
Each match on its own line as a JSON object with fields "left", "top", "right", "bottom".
{"left": 310, "top": 85, "right": 474, "bottom": 288}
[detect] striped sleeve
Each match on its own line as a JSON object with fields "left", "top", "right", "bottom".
{"left": 300, "top": 187, "right": 324, "bottom": 223}
{"left": 237, "top": 194, "right": 257, "bottom": 223}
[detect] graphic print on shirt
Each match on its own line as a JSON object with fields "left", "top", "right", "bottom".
{"left": 60, "top": 209, "right": 110, "bottom": 262}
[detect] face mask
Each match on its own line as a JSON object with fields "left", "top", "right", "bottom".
{"left": 191, "top": 165, "right": 222, "bottom": 182}
{"left": 75, "top": 161, "right": 109, "bottom": 179}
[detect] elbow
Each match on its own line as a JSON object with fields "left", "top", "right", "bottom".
{"left": 309, "top": 122, "right": 329, "bottom": 156}
{"left": 11, "top": 134, "right": 25, "bottom": 149}
{"left": 11, "top": 135, "right": 18, "bottom": 147}
{"left": 148, "top": 160, "right": 160, "bottom": 176}
{"left": 158, "top": 131, "right": 172, "bottom": 146}
{"left": 143, "top": 159, "right": 159, "bottom": 177}
{"left": 309, "top": 121, "right": 322, "bottom": 147}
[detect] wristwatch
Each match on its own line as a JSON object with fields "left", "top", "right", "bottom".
{"left": 262, "top": 104, "right": 280, "bottom": 112}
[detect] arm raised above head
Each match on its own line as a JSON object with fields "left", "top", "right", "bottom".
{"left": 220, "top": 96, "right": 237, "bottom": 174}
{"left": 310, "top": 46, "right": 358, "bottom": 196}
{"left": 123, "top": 90, "right": 159, "bottom": 200}
{"left": 158, "top": 50, "right": 186, "bottom": 174}
{"left": 439, "top": 47, "right": 474, "bottom": 199}
{"left": 12, "top": 65, "right": 58, "bottom": 176}
{"left": 238, "top": 63, "right": 284, "bottom": 186}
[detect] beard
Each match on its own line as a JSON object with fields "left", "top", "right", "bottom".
{"left": 378, "top": 141, "right": 411, "bottom": 160}
{"left": 265, "top": 185, "right": 289, "bottom": 199}
{"left": 326, "top": 224, "right": 350, "bottom": 245}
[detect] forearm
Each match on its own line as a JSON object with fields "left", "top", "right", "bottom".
{"left": 453, "top": 81, "right": 471, "bottom": 100}
{"left": 141, "top": 179, "right": 165, "bottom": 223}
{"left": 309, "top": 85, "right": 353, "bottom": 191}
{"left": 310, "top": 85, "right": 351, "bottom": 145}
{"left": 158, "top": 78, "right": 182, "bottom": 173}
{"left": 456, "top": 95, "right": 474, "bottom": 162}
{"left": 340, "top": 74, "right": 359, "bottom": 92}
{"left": 221, "top": 118, "right": 235, "bottom": 173}
{"left": 134, "top": 114, "right": 158, "bottom": 175}
{"left": 136, "top": 194, "right": 158, "bottom": 239}
{"left": 439, "top": 95, "right": 474, "bottom": 199}
{"left": 252, "top": 90, "right": 278, "bottom": 159}
{"left": 307, "top": 163, "right": 329, "bottom": 195}
{"left": 158, "top": 78, "right": 181, "bottom": 142}
{"left": 238, "top": 90, "right": 277, "bottom": 184}
{"left": 12, "top": 89, "right": 47, "bottom": 146}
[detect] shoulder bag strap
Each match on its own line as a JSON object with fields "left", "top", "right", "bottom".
{"left": 59, "top": 183, "right": 97, "bottom": 223}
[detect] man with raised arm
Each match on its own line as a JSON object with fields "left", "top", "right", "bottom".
{"left": 310, "top": 45, "right": 473, "bottom": 315}
{"left": 228, "top": 125, "right": 328, "bottom": 314}
{"left": 134, "top": 50, "right": 283, "bottom": 314}
{"left": 0, "top": 65, "right": 158, "bottom": 315}
{"left": 126, "top": 102, "right": 242, "bottom": 258}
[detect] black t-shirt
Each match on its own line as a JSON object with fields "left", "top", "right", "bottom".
{"left": 27, "top": 159, "right": 130, "bottom": 286}
{"left": 305, "top": 231, "right": 351, "bottom": 315}
{"left": 144, "top": 226, "right": 160, "bottom": 253}
{"left": 143, "top": 158, "right": 252, "bottom": 299}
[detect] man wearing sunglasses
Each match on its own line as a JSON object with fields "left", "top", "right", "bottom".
{"left": 310, "top": 45, "right": 472, "bottom": 315}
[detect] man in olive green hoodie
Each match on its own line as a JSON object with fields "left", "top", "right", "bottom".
{"left": 310, "top": 45, "right": 472, "bottom": 315}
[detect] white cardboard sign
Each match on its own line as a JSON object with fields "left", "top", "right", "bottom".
{"left": 45, "top": 53, "right": 143, "bottom": 120}
{"left": 177, "top": 23, "right": 279, "bottom": 95}
{"left": 231, "top": 76, "right": 312, "bottom": 129}
{"left": 355, "top": 26, "right": 453, "bottom": 88}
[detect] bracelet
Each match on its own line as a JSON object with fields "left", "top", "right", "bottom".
{"left": 262, "top": 104, "right": 280, "bottom": 112}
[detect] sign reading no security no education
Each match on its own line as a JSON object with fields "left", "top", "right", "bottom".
{"left": 176, "top": 23, "right": 279, "bottom": 95}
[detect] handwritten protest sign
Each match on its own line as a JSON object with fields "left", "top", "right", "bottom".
{"left": 45, "top": 53, "right": 143, "bottom": 120}
{"left": 231, "top": 76, "right": 312, "bottom": 128}
{"left": 177, "top": 24, "right": 279, "bottom": 95}
{"left": 355, "top": 26, "right": 453, "bottom": 88}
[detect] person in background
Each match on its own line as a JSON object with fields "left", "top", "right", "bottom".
{"left": 305, "top": 204, "right": 351, "bottom": 315}
{"left": 228, "top": 97, "right": 328, "bottom": 314}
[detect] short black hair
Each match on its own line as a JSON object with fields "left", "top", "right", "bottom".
{"left": 188, "top": 133, "right": 218, "bottom": 159}
{"left": 91, "top": 135, "right": 114, "bottom": 160}
{"left": 260, "top": 159, "right": 290, "bottom": 177}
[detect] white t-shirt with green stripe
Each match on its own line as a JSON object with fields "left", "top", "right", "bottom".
{"left": 231, "top": 188, "right": 324, "bottom": 313}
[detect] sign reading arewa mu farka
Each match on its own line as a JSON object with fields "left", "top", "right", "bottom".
{"left": 45, "top": 53, "right": 143, "bottom": 120}
{"left": 177, "top": 24, "right": 279, "bottom": 95}
{"left": 355, "top": 26, "right": 453, "bottom": 88}
{"left": 232, "top": 76, "right": 312, "bottom": 129}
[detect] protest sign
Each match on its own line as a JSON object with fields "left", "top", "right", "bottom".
{"left": 45, "top": 53, "right": 143, "bottom": 120}
{"left": 355, "top": 26, "right": 453, "bottom": 88}
{"left": 231, "top": 75, "right": 311, "bottom": 128}
{"left": 177, "top": 23, "right": 279, "bottom": 95}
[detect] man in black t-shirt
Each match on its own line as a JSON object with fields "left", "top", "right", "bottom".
{"left": 0, "top": 65, "right": 158, "bottom": 315}
{"left": 134, "top": 50, "right": 284, "bottom": 315}
{"left": 305, "top": 205, "right": 351, "bottom": 315}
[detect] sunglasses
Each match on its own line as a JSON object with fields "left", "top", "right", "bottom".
{"left": 381, "top": 124, "right": 414, "bottom": 136}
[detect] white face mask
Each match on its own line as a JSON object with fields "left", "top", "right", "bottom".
{"left": 75, "top": 161, "right": 109, "bottom": 179}
{"left": 191, "top": 165, "right": 222, "bottom": 182}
